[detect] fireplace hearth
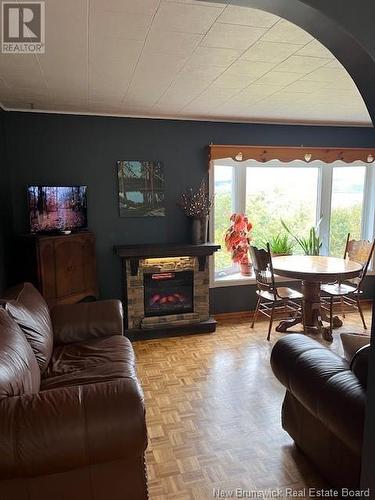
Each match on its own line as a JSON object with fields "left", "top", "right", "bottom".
{"left": 114, "top": 243, "right": 220, "bottom": 339}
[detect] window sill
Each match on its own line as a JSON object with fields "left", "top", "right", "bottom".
{"left": 211, "top": 271, "right": 299, "bottom": 288}
{"left": 211, "top": 270, "right": 375, "bottom": 289}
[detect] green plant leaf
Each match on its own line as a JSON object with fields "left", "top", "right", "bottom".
{"left": 281, "top": 218, "right": 321, "bottom": 256}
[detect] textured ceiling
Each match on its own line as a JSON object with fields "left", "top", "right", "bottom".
{"left": 0, "top": 0, "right": 371, "bottom": 126}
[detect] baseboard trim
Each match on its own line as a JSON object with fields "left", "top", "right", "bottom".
{"left": 212, "top": 299, "right": 373, "bottom": 322}
{"left": 213, "top": 311, "right": 253, "bottom": 321}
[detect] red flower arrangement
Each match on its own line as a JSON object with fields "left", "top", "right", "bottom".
{"left": 224, "top": 213, "right": 253, "bottom": 269}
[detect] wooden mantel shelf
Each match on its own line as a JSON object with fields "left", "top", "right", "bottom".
{"left": 114, "top": 242, "right": 220, "bottom": 258}
{"left": 114, "top": 243, "right": 220, "bottom": 275}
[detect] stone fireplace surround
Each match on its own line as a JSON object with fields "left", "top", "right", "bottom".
{"left": 114, "top": 243, "right": 220, "bottom": 338}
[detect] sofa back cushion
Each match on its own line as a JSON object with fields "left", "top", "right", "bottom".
{"left": 2, "top": 283, "right": 53, "bottom": 373}
{"left": 0, "top": 309, "right": 40, "bottom": 398}
{"left": 351, "top": 345, "right": 370, "bottom": 389}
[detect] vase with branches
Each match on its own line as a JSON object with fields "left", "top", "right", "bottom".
{"left": 224, "top": 213, "right": 253, "bottom": 275}
{"left": 179, "top": 179, "right": 213, "bottom": 244}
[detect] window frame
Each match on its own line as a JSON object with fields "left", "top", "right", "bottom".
{"left": 209, "top": 159, "right": 375, "bottom": 288}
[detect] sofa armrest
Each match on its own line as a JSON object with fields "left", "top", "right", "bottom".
{"left": 0, "top": 377, "right": 147, "bottom": 479}
{"left": 271, "top": 334, "right": 366, "bottom": 455}
{"left": 51, "top": 300, "right": 124, "bottom": 345}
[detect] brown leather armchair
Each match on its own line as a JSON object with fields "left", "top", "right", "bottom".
{"left": 0, "top": 283, "right": 148, "bottom": 500}
{"left": 271, "top": 334, "right": 367, "bottom": 490}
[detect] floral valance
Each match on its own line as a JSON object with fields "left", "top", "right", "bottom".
{"left": 208, "top": 144, "right": 375, "bottom": 167}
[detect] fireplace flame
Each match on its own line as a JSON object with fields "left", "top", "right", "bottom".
{"left": 150, "top": 293, "right": 186, "bottom": 306}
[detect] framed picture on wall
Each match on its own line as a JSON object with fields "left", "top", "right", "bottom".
{"left": 117, "top": 160, "right": 166, "bottom": 217}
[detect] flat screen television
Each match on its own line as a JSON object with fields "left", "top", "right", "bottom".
{"left": 27, "top": 186, "right": 88, "bottom": 233}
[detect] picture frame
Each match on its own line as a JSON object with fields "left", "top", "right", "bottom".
{"left": 117, "top": 160, "right": 166, "bottom": 217}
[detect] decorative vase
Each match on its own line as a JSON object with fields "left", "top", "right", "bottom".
{"left": 240, "top": 262, "right": 252, "bottom": 276}
{"left": 191, "top": 216, "right": 208, "bottom": 245}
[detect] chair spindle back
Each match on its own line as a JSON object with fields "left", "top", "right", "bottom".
{"left": 250, "top": 244, "right": 276, "bottom": 297}
{"left": 343, "top": 233, "right": 375, "bottom": 289}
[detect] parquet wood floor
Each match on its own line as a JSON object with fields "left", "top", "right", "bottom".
{"left": 133, "top": 307, "right": 372, "bottom": 500}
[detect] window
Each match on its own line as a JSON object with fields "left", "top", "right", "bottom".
{"left": 245, "top": 165, "right": 319, "bottom": 251}
{"left": 210, "top": 159, "right": 375, "bottom": 283}
{"left": 214, "top": 165, "right": 234, "bottom": 274}
{"left": 330, "top": 166, "right": 366, "bottom": 257}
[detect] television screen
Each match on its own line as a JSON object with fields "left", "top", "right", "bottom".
{"left": 28, "top": 186, "right": 88, "bottom": 233}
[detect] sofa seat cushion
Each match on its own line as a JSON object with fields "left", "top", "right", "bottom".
{"left": 42, "top": 336, "right": 135, "bottom": 391}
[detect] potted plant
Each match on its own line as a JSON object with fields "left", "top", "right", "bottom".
{"left": 281, "top": 219, "right": 322, "bottom": 255}
{"left": 265, "top": 234, "right": 294, "bottom": 257}
{"left": 224, "top": 213, "right": 253, "bottom": 275}
{"left": 179, "top": 180, "right": 213, "bottom": 244}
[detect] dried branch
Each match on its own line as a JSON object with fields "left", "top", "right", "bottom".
{"left": 178, "top": 180, "right": 213, "bottom": 218}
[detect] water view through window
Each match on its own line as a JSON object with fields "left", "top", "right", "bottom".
{"left": 212, "top": 159, "right": 371, "bottom": 281}
{"left": 245, "top": 166, "right": 318, "bottom": 249}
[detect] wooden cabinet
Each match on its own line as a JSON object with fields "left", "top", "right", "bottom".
{"left": 16, "top": 232, "right": 98, "bottom": 307}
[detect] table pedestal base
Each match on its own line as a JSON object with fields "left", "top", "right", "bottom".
{"left": 275, "top": 280, "right": 343, "bottom": 342}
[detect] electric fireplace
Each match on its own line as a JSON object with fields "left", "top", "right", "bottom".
{"left": 144, "top": 270, "right": 193, "bottom": 317}
{"left": 114, "top": 243, "right": 220, "bottom": 337}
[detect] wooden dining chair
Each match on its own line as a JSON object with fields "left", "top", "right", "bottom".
{"left": 250, "top": 244, "right": 303, "bottom": 341}
{"left": 321, "top": 235, "right": 375, "bottom": 334}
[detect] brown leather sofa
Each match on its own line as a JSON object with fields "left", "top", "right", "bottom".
{"left": 271, "top": 334, "right": 367, "bottom": 490}
{"left": 0, "top": 283, "right": 148, "bottom": 500}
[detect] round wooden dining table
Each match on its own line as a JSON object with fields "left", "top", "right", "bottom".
{"left": 272, "top": 255, "right": 363, "bottom": 341}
